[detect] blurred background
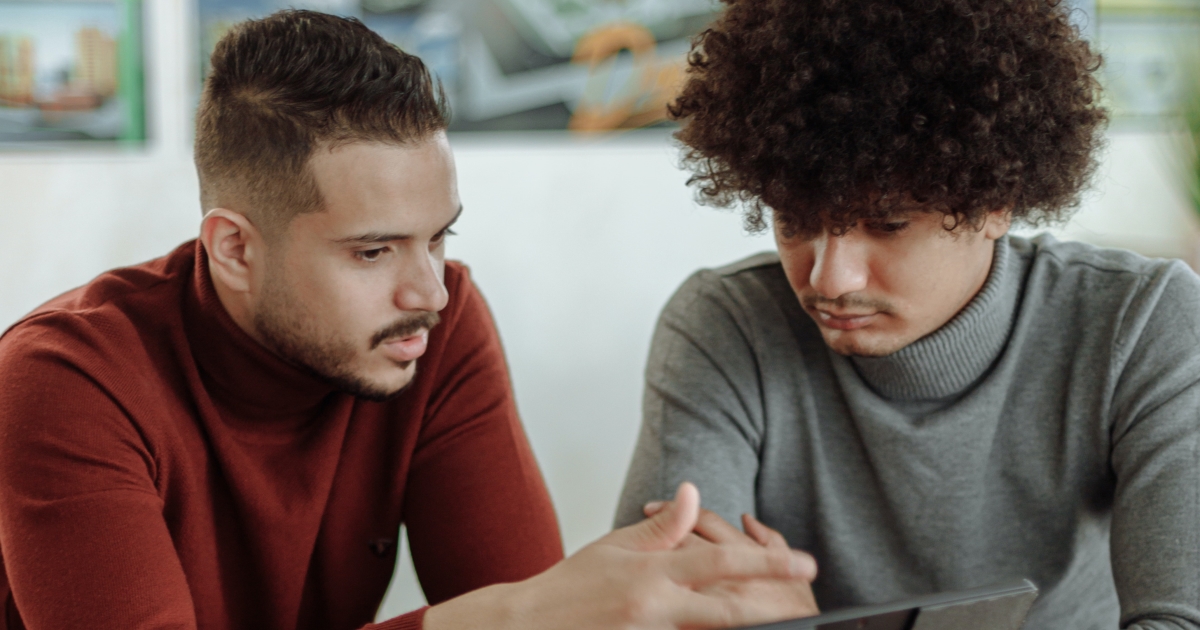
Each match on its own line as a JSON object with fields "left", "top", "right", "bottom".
{"left": 1, "top": 0, "right": 1198, "bottom": 621}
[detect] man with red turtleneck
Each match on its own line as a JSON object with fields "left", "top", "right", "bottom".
{"left": 0, "top": 10, "right": 820, "bottom": 630}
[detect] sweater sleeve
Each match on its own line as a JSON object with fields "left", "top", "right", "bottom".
{"left": 613, "top": 270, "right": 764, "bottom": 531}
{"left": 0, "top": 320, "right": 198, "bottom": 630}
{"left": 1108, "top": 263, "right": 1200, "bottom": 630}
{"left": 400, "top": 271, "right": 564, "bottom": 607}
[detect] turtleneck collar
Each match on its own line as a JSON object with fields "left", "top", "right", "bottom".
{"left": 183, "top": 242, "right": 338, "bottom": 420}
{"left": 849, "top": 236, "right": 1022, "bottom": 402}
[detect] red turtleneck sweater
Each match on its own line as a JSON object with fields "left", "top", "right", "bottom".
{"left": 0, "top": 241, "right": 563, "bottom": 630}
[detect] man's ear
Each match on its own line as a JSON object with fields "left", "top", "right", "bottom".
{"left": 983, "top": 208, "right": 1013, "bottom": 240}
{"left": 200, "top": 208, "right": 263, "bottom": 294}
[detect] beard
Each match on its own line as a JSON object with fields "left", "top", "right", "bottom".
{"left": 800, "top": 293, "right": 901, "bottom": 357}
{"left": 820, "top": 330, "right": 908, "bottom": 358}
{"left": 252, "top": 268, "right": 441, "bottom": 402}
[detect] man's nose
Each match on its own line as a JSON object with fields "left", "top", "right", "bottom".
{"left": 394, "top": 249, "right": 449, "bottom": 313}
{"left": 808, "top": 231, "right": 869, "bottom": 299}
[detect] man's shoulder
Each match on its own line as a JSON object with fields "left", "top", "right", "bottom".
{"left": 412, "top": 259, "right": 499, "bottom": 370}
{"left": 1015, "top": 233, "right": 1180, "bottom": 278}
{"left": 659, "top": 251, "right": 804, "bottom": 343}
{"left": 0, "top": 241, "right": 196, "bottom": 367}
{"left": 1014, "top": 234, "right": 1200, "bottom": 358}
{"left": 439, "top": 259, "right": 486, "bottom": 327}
{"left": 443, "top": 259, "right": 472, "bottom": 297}
{"left": 709, "top": 251, "right": 784, "bottom": 278}
{"left": 678, "top": 251, "right": 789, "bottom": 300}
{"left": 1015, "top": 233, "right": 1199, "bottom": 310}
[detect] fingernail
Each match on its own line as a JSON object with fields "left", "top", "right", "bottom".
{"left": 791, "top": 551, "right": 817, "bottom": 578}
{"left": 644, "top": 500, "right": 665, "bottom": 513}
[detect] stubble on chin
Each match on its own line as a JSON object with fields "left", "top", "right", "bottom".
{"left": 799, "top": 294, "right": 904, "bottom": 357}
{"left": 822, "top": 331, "right": 897, "bottom": 358}
{"left": 252, "top": 282, "right": 438, "bottom": 401}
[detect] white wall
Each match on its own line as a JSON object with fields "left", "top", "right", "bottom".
{"left": 1, "top": 0, "right": 1198, "bottom": 620}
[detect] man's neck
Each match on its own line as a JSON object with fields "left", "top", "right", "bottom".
{"left": 207, "top": 253, "right": 269, "bottom": 350}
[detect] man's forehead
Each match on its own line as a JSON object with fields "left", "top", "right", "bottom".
{"left": 309, "top": 136, "right": 452, "bottom": 190}
{"left": 305, "top": 136, "right": 458, "bottom": 232}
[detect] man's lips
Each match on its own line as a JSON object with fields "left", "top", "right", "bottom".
{"left": 812, "top": 309, "right": 877, "bottom": 331}
{"left": 378, "top": 331, "right": 429, "bottom": 363}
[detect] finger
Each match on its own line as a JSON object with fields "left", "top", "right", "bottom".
{"left": 693, "top": 509, "right": 756, "bottom": 547}
{"left": 740, "top": 516, "right": 817, "bottom": 581}
{"left": 608, "top": 482, "right": 701, "bottom": 552}
{"left": 742, "top": 514, "right": 787, "bottom": 549}
{"left": 643, "top": 500, "right": 666, "bottom": 517}
{"left": 665, "top": 542, "right": 815, "bottom": 586}
{"left": 789, "top": 549, "right": 817, "bottom": 582}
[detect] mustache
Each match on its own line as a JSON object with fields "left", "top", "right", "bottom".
{"left": 801, "top": 294, "right": 894, "bottom": 313}
{"left": 369, "top": 311, "right": 441, "bottom": 350}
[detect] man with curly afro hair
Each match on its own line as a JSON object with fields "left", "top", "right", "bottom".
{"left": 617, "top": 1, "right": 1200, "bottom": 629}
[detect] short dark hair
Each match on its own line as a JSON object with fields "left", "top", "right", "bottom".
{"left": 194, "top": 10, "right": 449, "bottom": 236}
{"left": 671, "top": 0, "right": 1108, "bottom": 236}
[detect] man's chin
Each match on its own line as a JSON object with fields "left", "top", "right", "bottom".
{"left": 822, "top": 330, "right": 904, "bottom": 358}
{"left": 350, "top": 384, "right": 410, "bottom": 402}
{"left": 326, "top": 362, "right": 417, "bottom": 401}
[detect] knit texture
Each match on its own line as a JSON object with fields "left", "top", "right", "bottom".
{"left": 617, "top": 234, "right": 1200, "bottom": 630}
{"left": 0, "top": 241, "right": 563, "bottom": 630}
{"left": 367, "top": 608, "right": 426, "bottom": 630}
{"left": 851, "top": 238, "right": 1019, "bottom": 401}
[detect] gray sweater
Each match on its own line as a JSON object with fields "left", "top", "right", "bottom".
{"left": 615, "top": 235, "right": 1200, "bottom": 629}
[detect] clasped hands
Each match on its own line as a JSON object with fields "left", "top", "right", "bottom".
{"left": 425, "top": 482, "right": 819, "bottom": 630}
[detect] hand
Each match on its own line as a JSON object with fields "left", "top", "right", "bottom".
{"left": 423, "top": 482, "right": 817, "bottom": 630}
{"left": 644, "top": 502, "right": 820, "bottom": 621}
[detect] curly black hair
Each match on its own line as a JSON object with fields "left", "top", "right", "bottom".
{"left": 671, "top": 0, "right": 1108, "bottom": 235}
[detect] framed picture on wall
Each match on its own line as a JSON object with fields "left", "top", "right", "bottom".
{"left": 195, "top": 0, "right": 1118, "bottom": 133}
{"left": 1096, "top": 0, "right": 1200, "bottom": 121}
{"left": 0, "top": 0, "right": 146, "bottom": 146}
{"left": 197, "top": 0, "right": 722, "bottom": 133}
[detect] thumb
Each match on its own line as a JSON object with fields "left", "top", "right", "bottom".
{"left": 609, "top": 482, "right": 701, "bottom": 552}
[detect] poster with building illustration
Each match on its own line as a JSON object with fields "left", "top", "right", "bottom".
{"left": 0, "top": 0, "right": 144, "bottom": 146}
{"left": 198, "top": 0, "right": 722, "bottom": 132}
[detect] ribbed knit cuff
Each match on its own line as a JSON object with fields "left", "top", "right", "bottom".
{"left": 364, "top": 607, "right": 428, "bottom": 630}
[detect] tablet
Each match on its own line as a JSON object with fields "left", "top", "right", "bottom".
{"left": 731, "top": 579, "right": 1038, "bottom": 630}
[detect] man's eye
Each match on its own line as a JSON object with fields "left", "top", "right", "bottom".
{"left": 871, "top": 221, "right": 910, "bottom": 234}
{"left": 431, "top": 228, "right": 457, "bottom": 245}
{"left": 355, "top": 247, "right": 388, "bottom": 262}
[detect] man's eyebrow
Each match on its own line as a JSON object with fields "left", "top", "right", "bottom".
{"left": 334, "top": 205, "right": 463, "bottom": 245}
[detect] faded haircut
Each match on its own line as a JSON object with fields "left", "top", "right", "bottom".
{"left": 194, "top": 10, "right": 450, "bottom": 238}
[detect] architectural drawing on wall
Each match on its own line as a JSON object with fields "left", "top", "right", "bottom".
{"left": 1097, "top": 0, "right": 1200, "bottom": 120}
{"left": 197, "top": 0, "right": 722, "bottom": 132}
{"left": 0, "top": 0, "right": 144, "bottom": 145}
